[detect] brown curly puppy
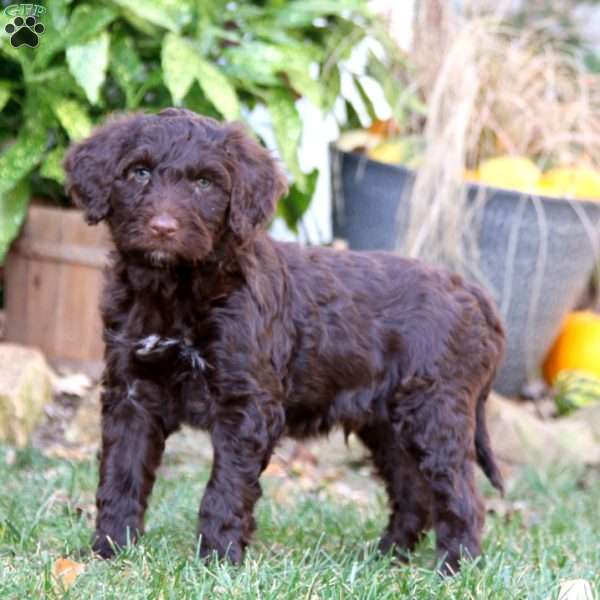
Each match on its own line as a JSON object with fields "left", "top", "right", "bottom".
{"left": 64, "top": 108, "right": 505, "bottom": 573}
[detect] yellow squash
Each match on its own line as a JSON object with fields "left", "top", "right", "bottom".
{"left": 538, "top": 166, "right": 600, "bottom": 200}
{"left": 477, "top": 156, "right": 541, "bottom": 193}
{"left": 368, "top": 139, "right": 408, "bottom": 165}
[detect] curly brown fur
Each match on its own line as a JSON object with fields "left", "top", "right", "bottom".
{"left": 64, "top": 107, "right": 505, "bottom": 573}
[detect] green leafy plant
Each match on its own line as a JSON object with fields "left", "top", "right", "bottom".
{"left": 0, "top": 0, "right": 384, "bottom": 261}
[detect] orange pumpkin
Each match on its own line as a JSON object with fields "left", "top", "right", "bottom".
{"left": 368, "top": 119, "right": 400, "bottom": 138}
{"left": 543, "top": 311, "right": 600, "bottom": 384}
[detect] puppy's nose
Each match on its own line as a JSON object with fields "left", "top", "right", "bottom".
{"left": 149, "top": 214, "right": 178, "bottom": 238}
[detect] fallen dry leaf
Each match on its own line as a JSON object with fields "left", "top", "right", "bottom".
{"left": 326, "top": 481, "right": 370, "bottom": 506}
{"left": 321, "top": 466, "right": 343, "bottom": 483}
{"left": 263, "top": 462, "right": 288, "bottom": 478}
{"left": 298, "top": 474, "right": 318, "bottom": 492}
{"left": 289, "top": 444, "right": 318, "bottom": 466}
{"left": 273, "top": 481, "right": 296, "bottom": 505}
{"left": 52, "top": 373, "right": 93, "bottom": 397}
{"left": 53, "top": 558, "right": 85, "bottom": 590}
{"left": 74, "top": 499, "right": 97, "bottom": 526}
{"left": 289, "top": 459, "right": 319, "bottom": 482}
{"left": 43, "top": 445, "right": 92, "bottom": 462}
{"left": 486, "top": 498, "right": 528, "bottom": 519}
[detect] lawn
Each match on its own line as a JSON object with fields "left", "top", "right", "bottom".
{"left": 0, "top": 444, "right": 598, "bottom": 599}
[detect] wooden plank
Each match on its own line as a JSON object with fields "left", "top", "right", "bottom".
{"left": 4, "top": 253, "right": 29, "bottom": 342}
{"left": 4, "top": 205, "right": 111, "bottom": 366}
{"left": 80, "top": 265, "right": 105, "bottom": 360}
{"left": 27, "top": 206, "right": 63, "bottom": 357}
{"left": 12, "top": 239, "right": 111, "bottom": 269}
{"left": 55, "top": 209, "right": 107, "bottom": 362}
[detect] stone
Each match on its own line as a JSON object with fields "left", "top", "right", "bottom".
{"left": 564, "top": 403, "right": 600, "bottom": 443}
{"left": 487, "top": 392, "right": 600, "bottom": 468}
{"left": 63, "top": 385, "right": 101, "bottom": 451}
{"left": 0, "top": 343, "right": 54, "bottom": 447}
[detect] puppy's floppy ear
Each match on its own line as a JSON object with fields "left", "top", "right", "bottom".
{"left": 225, "top": 123, "right": 288, "bottom": 238}
{"left": 64, "top": 115, "right": 138, "bottom": 225}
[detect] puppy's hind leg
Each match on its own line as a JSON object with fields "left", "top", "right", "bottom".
{"left": 401, "top": 386, "right": 484, "bottom": 574}
{"left": 358, "top": 423, "right": 432, "bottom": 560}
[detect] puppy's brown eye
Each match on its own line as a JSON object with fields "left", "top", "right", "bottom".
{"left": 131, "top": 166, "right": 151, "bottom": 182}
{"left": 195, "top": 177, "right": 212, "bottom": 190}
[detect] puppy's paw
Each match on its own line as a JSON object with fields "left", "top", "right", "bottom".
{"left": 91, "top": 534, "right": 120, "bottom": 559}
{"left": 197, "top": 537, "right": 244, "bottom": 566}
{"left": 377, "top": 535, "right": 411, "bottom": 564}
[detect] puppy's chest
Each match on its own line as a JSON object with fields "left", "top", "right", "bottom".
{"left": 131, "top": 332, "right": 209, "bottom": 374}
{"left": 117, "top": 292, "right": 216, "bottom": 381}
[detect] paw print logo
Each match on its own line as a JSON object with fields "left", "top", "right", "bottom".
{"left": 4, "top": 16, "right": 45, "bottom": 48}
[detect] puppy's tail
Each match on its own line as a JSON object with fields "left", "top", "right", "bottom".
{"left": 475, "top": 380, "right": 504, "bottom": 495}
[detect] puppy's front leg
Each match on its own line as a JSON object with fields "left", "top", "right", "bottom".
{"left": 198, "top": 397, "right": 283, "bottom": 564}
{"left": 93, "top": 384, "right": 166, "bottom": 558}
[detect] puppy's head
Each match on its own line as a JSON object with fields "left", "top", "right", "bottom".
{"left": 64, "top": 108, "right": 287, "bottom": 267}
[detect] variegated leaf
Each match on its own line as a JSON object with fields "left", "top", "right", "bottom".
{"left": 66, "top": 32, "right": 110, "bottom": 105}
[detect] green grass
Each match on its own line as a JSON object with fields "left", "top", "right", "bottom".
{"left": 0, "top": 446, "right": 599, "bottom": 599}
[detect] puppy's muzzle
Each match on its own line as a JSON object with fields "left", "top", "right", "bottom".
{"left": 149, "top": 214, "right": 179, "bottom": 239}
